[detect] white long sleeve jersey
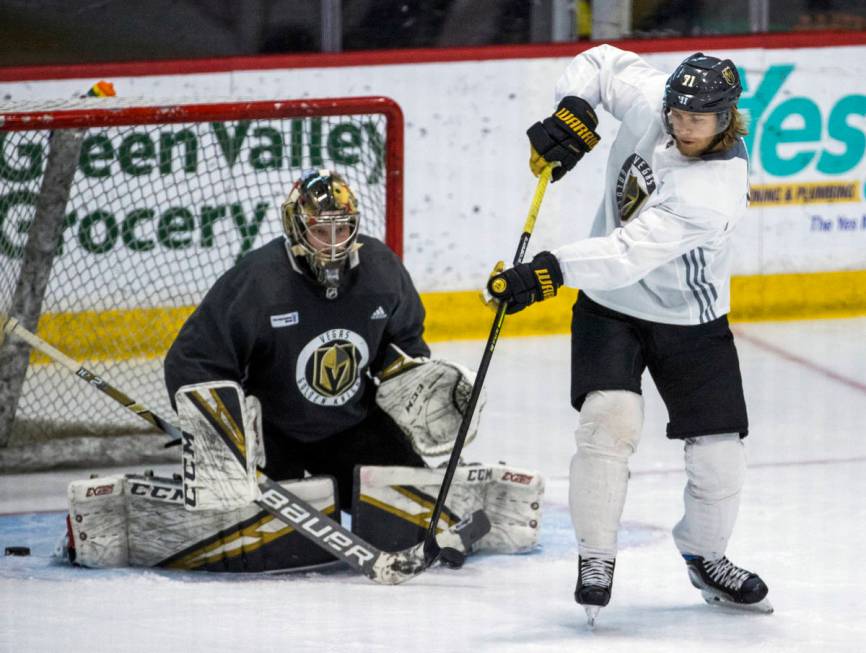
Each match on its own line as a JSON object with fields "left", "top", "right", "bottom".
{"left": 551, "top": 45, "right": 749, "bottom": 325}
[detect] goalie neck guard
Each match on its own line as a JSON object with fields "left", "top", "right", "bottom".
{"left": 282, "top": 169, "right": 361, "bottom": 293}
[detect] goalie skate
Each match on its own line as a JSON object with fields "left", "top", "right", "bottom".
{"left": 685, "top": 555, "right": 773, "bottom": 614}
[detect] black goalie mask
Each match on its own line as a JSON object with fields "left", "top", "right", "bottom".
{"left": 663, "top": 52, "right": 742, "bottom": 137}
{"left": 282, "top": 170, "right": 361, "bottom": 291}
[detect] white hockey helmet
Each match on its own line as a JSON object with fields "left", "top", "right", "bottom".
{"left": 282, "top": 169, "right": 360, "bottom": 289}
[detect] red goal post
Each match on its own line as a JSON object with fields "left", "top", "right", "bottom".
{"left": 0, "top": 95, "right": 404, "bottom": 446}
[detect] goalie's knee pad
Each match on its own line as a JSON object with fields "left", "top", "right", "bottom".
{"left": 353, "top": 464, "right": 543, "bottom": 554}
{"left": 575, "top": 390, "right": 644, "bottom": 458}
{"left": 62, "top": 472, "right": 338, "bottom": 572}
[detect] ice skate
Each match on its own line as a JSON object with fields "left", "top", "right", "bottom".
{"left": 684, "top": 555, "right": 773, "bottom": 614}
{"left": 574, "top": 556, "right": 615, "bottom": 627}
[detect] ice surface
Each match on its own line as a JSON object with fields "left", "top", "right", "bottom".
{"left": 1, "top": 318, "right": 865, "bottom": 652}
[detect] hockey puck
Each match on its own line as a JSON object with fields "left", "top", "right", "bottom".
{"left": 5, "top": 546, "right": 30, "bottom": 557}
{"left": 438, "top": 547, "right": 465, "bottom": 570}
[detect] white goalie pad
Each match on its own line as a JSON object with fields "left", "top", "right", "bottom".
{"left": 375, "top": 356, "right": 485, "bottom": 456}
{"left": 65, "top": 475, "right": 129, "bottom": 567}
{"left": 175, "top": 380, "right": 264, "bottom": 511}
{"left": 65, "top": 473, "right": 337, "bottom": 571}
{"left": 356, "top": 463, "right": 544, "bottom": 553}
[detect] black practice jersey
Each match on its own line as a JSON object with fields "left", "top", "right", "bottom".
{"left": 164, "top": 235, "right": 430, "bottom": 443}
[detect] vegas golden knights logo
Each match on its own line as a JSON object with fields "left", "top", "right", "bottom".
{"left": 296, "top": 329, "right": 370, "bottom": 406}
{"left": 722, "top": 66, "right": 736, "bottom": 86}
{"left": 312, "top": 342, "right": 358, "bottom": 397}
{"left": 615, "top": 153, "right": 656, "bottom": 223}
{"left": 621, "top": 175, "right": 647, "bottom": 221}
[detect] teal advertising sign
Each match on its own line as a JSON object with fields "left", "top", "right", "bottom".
{"left": 739, "top": 63, "right": 866, "bottom": 177}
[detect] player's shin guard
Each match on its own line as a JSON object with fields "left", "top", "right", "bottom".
{"left": 569, "top": 391, "right": 643, "bottom": 558}
{"left": 672, "top": 433, "right": 770, "bottom": 611}
{"left": 672, "top": 433, "right": 745, "bottom": 559}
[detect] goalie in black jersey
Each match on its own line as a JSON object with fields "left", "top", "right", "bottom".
{"left": 164, "top": 169, "right": 437, "bottom": 512}
{"left": 59, "top": 170, "right": 543, "bottom": 574}
{"left": 56, "top": 169, "right": 538, "bottom": 572}
{"left": 165, "top": 170, "right": 460, "bottom": 508}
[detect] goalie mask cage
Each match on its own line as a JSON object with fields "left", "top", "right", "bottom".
{"left": 0, "top": 96, "right": 403, "bottom": 446}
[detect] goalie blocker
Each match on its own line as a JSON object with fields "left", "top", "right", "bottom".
{"left": 174, "top": 380, "right": 265, "bottom": 512}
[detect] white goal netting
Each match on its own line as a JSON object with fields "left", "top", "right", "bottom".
{"left": 0, "top": 96, "right": 403, "bottom": 445}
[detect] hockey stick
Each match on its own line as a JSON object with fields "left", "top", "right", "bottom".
{"left": 422, "top": 163, "right": 557, "bottom": 565}
{"left": 0, "top": 313, "right": 490, "bottom": 585}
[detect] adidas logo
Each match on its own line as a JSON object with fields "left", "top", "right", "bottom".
{"left": 370, "top": 306, "right": 388, "bottom": 320}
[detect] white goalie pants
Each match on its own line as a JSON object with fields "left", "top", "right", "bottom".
{"left": 569, "top": 390, "right": 746, "bottom": 560}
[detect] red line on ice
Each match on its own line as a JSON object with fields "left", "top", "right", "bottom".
{"left": 733, "top": 327, "right": 866, "bottom": 396}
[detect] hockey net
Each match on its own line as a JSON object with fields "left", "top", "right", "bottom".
{"left": 0, "top": 96, "right": 403, "bottom": 448}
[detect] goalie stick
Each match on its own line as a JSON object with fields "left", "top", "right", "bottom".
{"left": 422, "top": 163, "right": 557, "bottom": 565}
{"left": 0, "top": 314, "right": 490, "bottom": 585}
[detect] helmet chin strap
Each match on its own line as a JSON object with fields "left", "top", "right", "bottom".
{"left": 700, "top": 109, "right": 731, "bottom": 154}
{"left": 701, "top": 132, "right": 726, "bottom": 155}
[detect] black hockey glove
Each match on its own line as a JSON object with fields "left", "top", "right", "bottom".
{"left": 486, "top": 251, "right": 564, "bottom": 315}
{"left": 527, "top": 96, "right": 600, "bottom": 182}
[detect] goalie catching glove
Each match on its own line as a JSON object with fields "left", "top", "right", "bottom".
{"left": 375, "top": 346, "right": 485, "bottom": 456}
{"left": 528, "top": 96, "right": 600, "bottom": 182}
{"left": 486, "top": 251, "right": 564, "bottom": 315}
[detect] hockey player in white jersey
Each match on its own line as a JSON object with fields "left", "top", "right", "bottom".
{"left": 486, "top": 45, "right": 771, "bottom": 623}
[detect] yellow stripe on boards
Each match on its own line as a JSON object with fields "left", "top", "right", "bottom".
{"left": 31, "top": 305, "right": 193, "bottom": 364}
{"left": 25, "top": 269, "right": 866, "bottom": 363}
{"left": 422, "top": 287, "right": 578, "bottom": 341}
{"left": 730, "top": 269, "right": 866, "bottom": 322}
